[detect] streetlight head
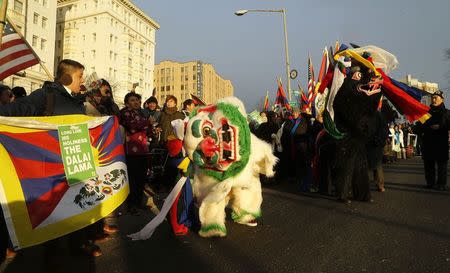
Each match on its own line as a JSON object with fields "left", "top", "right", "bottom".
{"left": 234, "top": 10, "right": 248, "bottom": 16}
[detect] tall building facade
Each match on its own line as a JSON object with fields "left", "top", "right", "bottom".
{"left": 153, "top": 60, "right": 233, "bottom": 105}
{"left": 2, "top": 0, "right": 57, "bottom": 92}
{"left": 55, "top": 0, "right": 159, "bottom": 104}
{"left": 400, "top": 74, "right": 439, "bottom": 105}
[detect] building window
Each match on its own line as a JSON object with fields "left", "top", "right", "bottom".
{"left": 166, "top": 86, "right": 170, "bottom": 91}
{"left": 94, "top": 17, "right": 97, "bottom": 24}
{"left": 181, "top": 84, "right": 184, "bottom": 91}
{"left": 181, "top": 67, "right": 184, "bottom": 73}
{"left": 91, "top": 50, "right": 96, "bottom": 58}
{"left": 33, "top": 13, "right": 39, "bottom": 24}
{"left": 42, "top": 17, "right": 48, "bottom": 28}
{"left": 193, "top": 75, "right": 196, "bottom": 80}
{"left": 92, "top": 33, "right": 96, "bottom": 42}
{"left": 40, "top": 39, "right": 46, "bottom": 50}
{"left": 14, "top": 0, "right": 23, "bottom": 13}
{"left": 32, "top": 35, "right": 38, "bottom": 47}
{"left": 94, "top": 0, "right": 98, "bottom": 8}
{"left": 82, "top": 35, "right": 85, "bottom": 42}
{"left": 109, "top": 51, "right": 113, "bottom": 59}
{"left": 128, "top": 57, "right": 132, "bottom": 66}
{"left": 81, "top": 51, "right": 85, "bottom": 58}
{"left": 58, "top": 25, "right": 61, "bottom": 32}
{"left": 193, "top": 65, "right": 196, "bottom": 71}
{"left": 42, "top": 0, "right": 47, "bottom": 7}
{"left": 57, "top": 40, "right": 61, "bottom": 48}
{"left": 109, "top": 34, "right": 113, "bottom": 43}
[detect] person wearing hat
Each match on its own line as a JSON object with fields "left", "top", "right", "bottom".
{"left": 143, "top": 96, "right": 161, "bottom": 123}
{"left": 418, "top": 90, "right": 450, "bottom": 190}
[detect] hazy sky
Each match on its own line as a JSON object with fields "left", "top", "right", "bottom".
{"left": 134, "top": 0, "right": 450, "bottom": 109}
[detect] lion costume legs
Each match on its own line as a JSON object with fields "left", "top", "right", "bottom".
{"left": 198, "top": 198, "right": 228, "bottom": 237}
{"left": 229, "top": 179, "right": 262, "bottom": 226}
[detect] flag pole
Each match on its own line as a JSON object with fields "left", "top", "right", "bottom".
{"left": 5, "top": 15, "right": 54, "bottom": 81}
{"left": 0, "top": 0, "right": 7, "bottom": 46}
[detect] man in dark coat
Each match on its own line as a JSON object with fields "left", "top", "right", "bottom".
{"left": 0, "top": 60, "right": 85, "bottom": 116}
{"left": 418, "top": 90, "right": 450, "bottom": 191}
{"left": 0, "top": 60, "right": 105, "bottom": 259}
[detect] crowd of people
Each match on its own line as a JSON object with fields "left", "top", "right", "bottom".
{"left": 0, "top": 59, "right": 200, "bottom": 260}
{"left": 0, "top": 58, "right": 449, "bottom": 262}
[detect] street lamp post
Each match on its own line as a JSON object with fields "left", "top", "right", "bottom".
{"left": 235, "top": 9, "right": 292, "bottom": 101}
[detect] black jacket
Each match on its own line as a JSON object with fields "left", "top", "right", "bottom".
{"left": 419, "top": 103, "right": 450, "bottom": 161}
{"left": 0, "top": 82, "right": 85, "bottom": 116}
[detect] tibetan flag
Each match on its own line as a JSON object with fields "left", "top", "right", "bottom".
{"left": 0, "top": 115, "right": 129, "bottom": 250}
{"left": 263, "top": 91, "right": 269, "bottom": 111}
{"left": 0, "top": 20, "right": 40, "bottom": 80}
{"left": 275, "top": 78, "right": 291, "bottom": 111}
{"left": 389, "top": 77, "right": 424, "bottom": 102}
{"left": 378, "top": 69, "right": 430, "bottom": 123}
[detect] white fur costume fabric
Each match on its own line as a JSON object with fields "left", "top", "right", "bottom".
{"left": 184, "top": 97, "right": 277, "bottom": 237}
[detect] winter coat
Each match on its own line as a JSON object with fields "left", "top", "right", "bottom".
{"left": 119, "top": 108, "right": 149, "bottom": 155}
{"left": 0, "top": 82, "right": 85, "bottom": 116}
{"left": 158, "top": 106, "right": 185, "bottom": 142}
{"left": 367, "top": 112, "right": 388, "bottom": 169}
{"left": 418, "top": 103, "right": 450, "bottom": 161}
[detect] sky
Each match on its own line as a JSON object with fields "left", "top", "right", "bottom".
{"left": 134, "top": 0, "right": 450, "bottom": 109}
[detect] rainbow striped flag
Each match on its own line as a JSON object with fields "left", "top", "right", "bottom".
{"left": 0, "top": 115, "right": 129, "bottom": 250}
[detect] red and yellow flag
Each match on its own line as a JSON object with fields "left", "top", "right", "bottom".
{"left": 263, "top": 91, "right": 269, "bottom": 111}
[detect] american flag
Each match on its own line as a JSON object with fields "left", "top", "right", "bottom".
{"left": 0, "top": 22, "right": 39, "bottom": 80}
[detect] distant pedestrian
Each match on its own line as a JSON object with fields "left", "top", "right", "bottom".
{"left": 181, "top": 98, "right": 196, "bottom": 118}
{"left": 0, "top": 85, "right": 12, "bottom": 105}
{"left": 11, "top": 86, "right": 27, "bottom": 101}
{"left": 417, "top": 90, "right": 450, "bottom": 190}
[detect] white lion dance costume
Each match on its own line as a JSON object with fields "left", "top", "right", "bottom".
{"left": 184, "top": 97, "right": 277, "bottom": 237}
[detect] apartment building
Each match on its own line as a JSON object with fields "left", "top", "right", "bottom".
{"left": 2, "top": 0, "right": 57, "bottom": 92}
{"left": 154, "top": 60, "right": 233, "bottom": 105}
{"left": 56, "top": 0, "right": 159, "bottom": 103}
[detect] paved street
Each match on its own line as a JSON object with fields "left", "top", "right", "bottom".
{"left": 1, "top": 157, "right": 449, "bottom": 273}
